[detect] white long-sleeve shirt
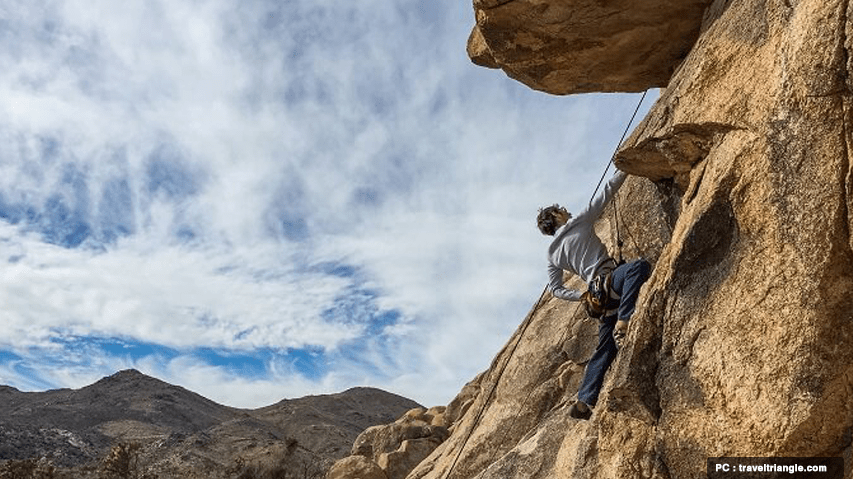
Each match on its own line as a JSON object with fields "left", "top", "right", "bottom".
{"left": 547, "top": 170, "right": 628, "bottom": 301}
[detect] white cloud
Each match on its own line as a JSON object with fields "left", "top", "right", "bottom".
{"left": 0, "top": 222, "right": 367, "bottom": 350}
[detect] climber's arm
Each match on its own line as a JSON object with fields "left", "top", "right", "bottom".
{"left": 548, "top": 263, "right": 582, "bottom": 301}
{"left": 577, "top": 170, "right": 628, "bottom": 221}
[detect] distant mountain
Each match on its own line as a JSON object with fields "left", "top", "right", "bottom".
{"left": 0, "top": 369, "right": 421, "bottom": 478}
{"left": 253, "top": 387, "right": 425, "bottom": 458}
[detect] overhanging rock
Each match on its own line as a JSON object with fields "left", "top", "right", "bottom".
{"left": 468, "top": 0, "right": 715, "bottom": 94}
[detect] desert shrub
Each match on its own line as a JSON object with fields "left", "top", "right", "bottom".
{"left": 100, "top": 443, "right": 155, "bottom": 479}
{"left": 263, "top": 458, "right": 324, "bottom": 479}
{"left": 226, "top": 439, "right": 324, "bottom": 479}
{"left": 0, "top": 458, "right": 56, "bottom": 479}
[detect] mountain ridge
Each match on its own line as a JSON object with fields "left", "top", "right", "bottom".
{"left": 0, "top": 369, "right": 421, "bottom": 477}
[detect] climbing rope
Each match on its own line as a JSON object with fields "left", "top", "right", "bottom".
{"left": 613, "top": 192, "right": 643, "bottom": 262}
{"left": 443, "top": 287, "right": 548, "bottom": 479}
{"left": 613, "top": 193, "right": 625, "bottom": 264}
{"left": 594, "top": 90, "right": 648, "bottom": 263}
{"left": 589, "top": 90, "right": 648, "bottom": 203}
{"left": 471, "top": 301, "right": 585, "bottom": 479}
{"left": 441, "top": 90, "right": 649, "bottom": 479}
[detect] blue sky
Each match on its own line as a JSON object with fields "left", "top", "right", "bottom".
{"left": 0, "top": 0, "right": 654, "bottom": 407}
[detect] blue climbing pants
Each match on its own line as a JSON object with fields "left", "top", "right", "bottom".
{"left": 577, "top": 258, "right": 651, "bottom": 407}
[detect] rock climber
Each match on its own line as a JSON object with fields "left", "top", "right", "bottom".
{"left": 536, "top": 169, "right": 651, "bottom": 420}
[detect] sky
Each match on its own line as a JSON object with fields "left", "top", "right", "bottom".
{"left": 0, "top": 0, "right": 654, "bottom": 408}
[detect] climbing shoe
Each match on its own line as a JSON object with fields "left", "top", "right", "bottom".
{"left": 569, "top": 400, "right": 592, "bottom": 420}
{"left": 613, "top": 319, "right": 628, "bottom": 349}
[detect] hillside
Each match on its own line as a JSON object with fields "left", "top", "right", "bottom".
{"left": 328, "top": 0, "right": 853, "bottom": 478}
{"left": 0, "top": 369, "right": 421, "bottom": 477}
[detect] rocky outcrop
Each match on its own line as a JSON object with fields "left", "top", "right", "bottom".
{"left": 330, "top": 407, "right": 451, "bottom": 479}
{"left": 327, "top": 456, "right": 388, "bottom": 479}
{"left": 332, "top": 0, "right": 853, "bottom": 477}
{"left": 467, "top": 0, "right": 715, "bottom": 94}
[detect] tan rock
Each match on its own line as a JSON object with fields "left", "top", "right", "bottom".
{"left": 326, "top": 455, "right": 387, "bottom": 479}
{"left": 605, "top": 1, "right": 853, "bottom": 476}
{"left": 467, "top": 0, "right": 715, "bottom": 94}
{"left": 343, "top": 407, "right": 452, "bottom": 479}
{"left": 466, "top": 25, "right": 499, "bottom": 69}
{"left": 402, "top": 407, "right": 430, "bottom": 424}
{"left": 378, "top": 438, "right": 443, "bottom": 479}
{"left": 351, "top": 422, "right": 446, "bottom": 463}
{"left": 442, "top": 376, "right": 481, "bottom": 429}
{"left": 406, "top": 290, "right": 603, "bottom": 479}
{"left": 426, "top": 406, "right": 448, "bottom": 428}
{"left": 351, "top": 425, "right": 382, "bottom": 458}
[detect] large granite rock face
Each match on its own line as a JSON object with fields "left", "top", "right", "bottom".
{"left": 467, "top": 0, "right": 715, "bottom": 94}
{"left": 608, "top": 0, "right": 853, "bottom": 475}
{"left": 334, "top": 0, "right": 853, "bottom": 477}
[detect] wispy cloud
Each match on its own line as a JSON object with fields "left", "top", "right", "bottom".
{"left": 0, "top": 0, "right": 654, "bottom": 407}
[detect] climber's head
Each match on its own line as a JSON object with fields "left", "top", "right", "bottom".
{"left": 536, "top": 204, "right": 571, "bottom": 236}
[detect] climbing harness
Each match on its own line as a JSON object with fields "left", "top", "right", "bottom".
{"left": 442, "top": 90, "right": 649, "bottom": 479}
{"left": 582, "top": 260, "right": 620, "bottom": 319}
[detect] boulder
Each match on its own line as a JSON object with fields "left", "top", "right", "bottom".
{"left": 378, "top": 438, "right": 443, "bottom": 479}
{"left": 340, "top": 407, "right": 451, "bottom": 479}
{"left": 326, "top": 455, "right": 387, "bottom": 479}
{"left": 467, "top": 0, "right": 715, "bottom": 94}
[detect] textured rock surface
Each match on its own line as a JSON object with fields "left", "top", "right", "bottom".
{"left": 608, "top": 0, "right": 853, "bottom": 476}
{"left": 336, "top": 0, "right": 853, "bottom": 477}
{"left": 332, "top": 407, "right": 451, "bottom": 479}
{"left": 467, "top": 0, "right": 715, "bottom": 94}
{"left": 327, "top": 455, "right": 389, "bottom": 479}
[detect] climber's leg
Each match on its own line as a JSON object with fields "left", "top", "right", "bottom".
{"left": 610, "top": 259, "right": 651, "bottom": 323}
{"left": 576, "top": 314, "right": 618, "bottom": 409}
